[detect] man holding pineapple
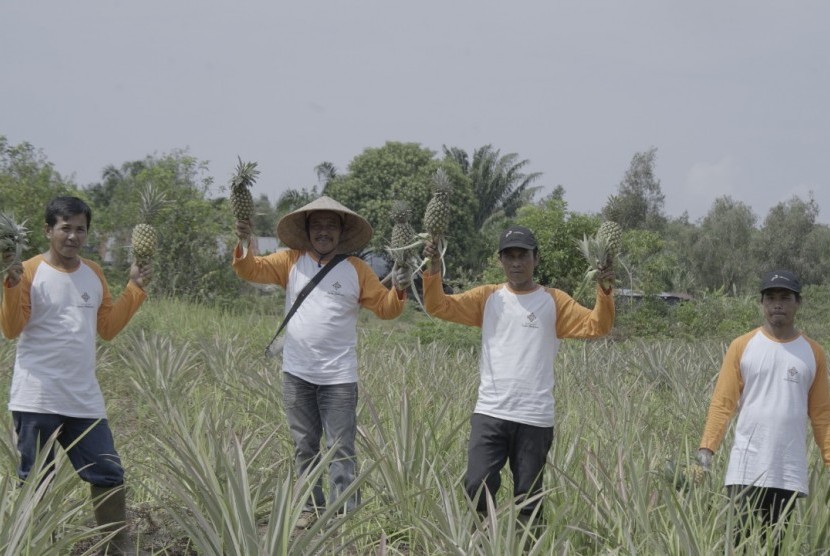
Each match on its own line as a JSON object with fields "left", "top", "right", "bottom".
{"left": 232, "top": 196, "right": 410, "bottom": 528}
{"left": 421, "top": 225, "right": 615, "bottom": 531}
{"left": 1, "top": 196, "right": 152, "bottom": 555}
{"left": 697, "top": 269, "right": 830, "bottom": 553}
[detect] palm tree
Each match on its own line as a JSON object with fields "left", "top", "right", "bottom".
{"left": 442, "top": 145, "right": 542, "bottom": 230}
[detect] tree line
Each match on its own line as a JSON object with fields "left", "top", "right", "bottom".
{"left": 2, "top": 135, "right": 828, "bottom": 307}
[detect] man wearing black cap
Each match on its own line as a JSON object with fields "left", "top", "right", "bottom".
{"left": 422, "top": 225, "right": 615, "bottom": 532}
{"left": 697, "top": 269, "right": 830, "bottom": 553}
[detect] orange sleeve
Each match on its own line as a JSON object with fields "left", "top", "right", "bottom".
{"left": 92, "top": 262, "right": 147, "bottom": 341}
{"left": 353, "top": 258, "right": 405, "bottom": 320}
{"left": 699, "top": 332, "right": 752, "bottom": 452}
{"left": 552, "top": 285, "right": 615, "bottom": 339}
{"left": 0, "top": 256, "right": 39, "bottom": 339}
{"left": 422, "top": 272, "right": 495, "bottom": 327}
{"left": 806, "top": 339, "right": 830, "bottom": 466}
{"left": 231, "top": 244, "right": 296, "bottom": 287}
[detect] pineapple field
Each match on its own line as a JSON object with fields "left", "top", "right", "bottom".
{"left": 2, "top": 298, "right": 830, "bottom": 555}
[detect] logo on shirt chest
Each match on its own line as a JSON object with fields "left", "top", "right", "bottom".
{"left": 327, "top": 281, "right": 344, "bottom": 297}
{"left": 784, "top": 366, "right": 800, "bottom": 383}
{"left": 77, "top": 291, "right": 96, "bottom": 309}
{"left": 521, "top": 312, "right": 539, "bottom": 329}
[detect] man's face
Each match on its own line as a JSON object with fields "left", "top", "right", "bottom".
{"left": 307, "top": 211, "right": 342, "bottom": 256}
{"left": 761, "top": 288, "right": 800, "bottom": 329}
{"left": 46, "top": 213, "right": 88, "bottom": 263}
{"left": 499, "top": 247, "right": 538, "bottom": 291}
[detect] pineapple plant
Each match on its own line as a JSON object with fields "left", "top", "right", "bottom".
{"left": 131, "top": 185, "right": 166, "bottom": 268}
{"left": 576, "top": 220, "right": 622, "bottom": 290}
{"left": 229, "top": 157, "right": 260, "bottom": 222}
{"left": 0, "top": 211, "right": 29, "bottom": 274}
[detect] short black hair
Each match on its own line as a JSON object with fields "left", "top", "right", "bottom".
{"left": 45, "top": 196, "right": 92, "bottom": 229}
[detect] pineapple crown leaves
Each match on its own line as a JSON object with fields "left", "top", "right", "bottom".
{"left": 137, "top": 184, "right": 169, "bottom": 224}
{"left": 231, "top": 157, "right": 260, "bottom": 192}
{"left": 389, "top": 200, "right": 413, "bottom": 223}
{"left": 576, "top": 231, "right": 613, "bottom": 279}
{"left": 431, "top": 167, "right": 453, "bottom": 195}
{"left": 0, "top": 211, "right": 30, "bottom": 264}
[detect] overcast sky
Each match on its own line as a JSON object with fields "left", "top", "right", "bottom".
{"left": 3, "top": 1, "right": 829, "bottom": 224}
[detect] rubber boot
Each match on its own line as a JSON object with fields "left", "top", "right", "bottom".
{"left": 90, "top": 484, "right": 134, "bottom": 556}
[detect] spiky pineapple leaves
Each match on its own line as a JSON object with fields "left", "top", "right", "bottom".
{"left": 0, "top": 211, "right": 29, "bottom": 274}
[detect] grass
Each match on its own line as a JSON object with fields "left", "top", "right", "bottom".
{"left": 1, "top": 296, "right": 830, "bottom": 554}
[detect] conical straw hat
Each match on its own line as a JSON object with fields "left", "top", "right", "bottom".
{"left": 276, "top": 196, "right": 373, "bottom": 254}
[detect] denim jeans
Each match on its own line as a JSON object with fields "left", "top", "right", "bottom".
{"left": 13, "top": 411, "right": 124, "bottom": 487}
{"left": 282, "top": 372, "right": 359, "bottom": 513}
{"left": 464, "top": 413, "right": 553, "bottom": 515}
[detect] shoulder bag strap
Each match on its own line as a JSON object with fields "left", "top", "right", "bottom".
{"left": 264, "top": 253, "right": 347, "bottom": 356}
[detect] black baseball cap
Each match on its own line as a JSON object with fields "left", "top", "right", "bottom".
{"left": 760, "top": 270, "right": 801, "bottom": 293}
{"left": 498, "top": 226, "right": 537, "bottom": 253}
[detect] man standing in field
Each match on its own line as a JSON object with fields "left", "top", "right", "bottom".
{"left": 233, "top": 196, "right": 409, "bottom": 528}
{"left": 697, "top": 269, "right": 830, "bottom": 553}
{"left": 1, "top": 196, "right": 152, "bottom": 555}
{"left": 421, "top": 225, "right": 615, "bottom": 530}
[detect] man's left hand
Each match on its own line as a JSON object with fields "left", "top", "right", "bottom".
{"left": 393, "top": 264, "right": 412, "bottom": 291}
{"left": 597, "top": 267, "right": 615, "bottom": 293}
{"left": 130, "top": 262, "right": 153, "bottom": 289}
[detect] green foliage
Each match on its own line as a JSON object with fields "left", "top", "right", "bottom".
{"left": 85, "top": 151, "right": 239, "bottom": 304}
{"left": 602, "top": 147, "right": 666, "bottom": 232}
{"left": 753, "top": 194, "right": 824, "bottom": 285}
{"left": 323, "top": 141, "right": 480, "bottom": 276}
{"left": 0, "top": 135, "right": 80, "bottom": 256}
{"left": 690, "top": 196, "right": 758, "bottom": 293}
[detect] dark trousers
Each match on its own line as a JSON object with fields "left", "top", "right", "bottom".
{"left": 13, "top": 411, "right": 124, "bottom": 487}
{"left": 727, "top": 485, "right": 797, "bottom": 555}
{"left": 464, "top": 413, "right": 554, "bottom": 515}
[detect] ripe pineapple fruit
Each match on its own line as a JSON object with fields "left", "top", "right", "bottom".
{"left": 576, "top": 220, "right": 622, "bottom": 290}
{"left": 230, "top": 157, "right": 260, "bottom": 222}
{"left": 0, "top": 211, "right": 29, "bottom": 273}
{"left": 131, "top": 185, "right": 166, "bottom": 268}
{"left": 423, "top": 168, "right": 452, "bottom": 242}
{"left": 388, "top": 200, "right": 417, "bottom": 267}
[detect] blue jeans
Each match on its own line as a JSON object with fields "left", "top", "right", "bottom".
{"left": 465, "top": 413, "right": 554, "bottom": 515}
{"left": 13, "top": 411, "right": 124, "bottom": 487}
{"left": 282, "top": 372, "right": 359, "bottom": 513}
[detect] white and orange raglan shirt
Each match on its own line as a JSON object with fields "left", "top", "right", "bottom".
{"left": 1, "top": 255, "right": 146, "bottom": 418}
{"left": 422, "top": 272, "right": 614, "bottom": 427}
{"left": 232, "top": 246, "right": 405, "bottom": 385}
{"left": 700, "top": 328, "right": 830, "bottom": 495}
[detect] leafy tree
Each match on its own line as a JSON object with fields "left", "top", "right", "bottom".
{"left": 602, "top": 147, "right": 666, "bottom": 231}
{"left": 323, "top": 142, "right": 479, "bottom": 276}
{"left": 442, "top": 144, "right": 542, "bottom": 230}
{"left": 0, "top": 136, "right": 79, "bottom": 256}
{"left": 86, "top": 151, "right": 237, "bottom": 303}
{"left": 690, "top": 196, "right": 757, "bottom": 293}
{"left": 753, "top": 195, "right": 819, "bottom": 282}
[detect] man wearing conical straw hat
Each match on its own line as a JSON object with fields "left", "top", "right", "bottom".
{"left": 232, "top": 196, "right": 410, "bottom": 528}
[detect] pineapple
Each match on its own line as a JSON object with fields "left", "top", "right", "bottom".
{"left": 423, "top": 168, "right": 452, "bottom": 241}
{"left": 131, "top": 185, "right": 165, "bottom": 268}
{"left": 576, "top": 220, "right": 622, "bottom": 290}
{"left": 0, "top": 211, "right": 29, "bottom": 273}
{"left": 229, "top": 157, "right": 260, "bottom": 222}
{"left": 388, "top": 200, "right": 417, "bottom": 267}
